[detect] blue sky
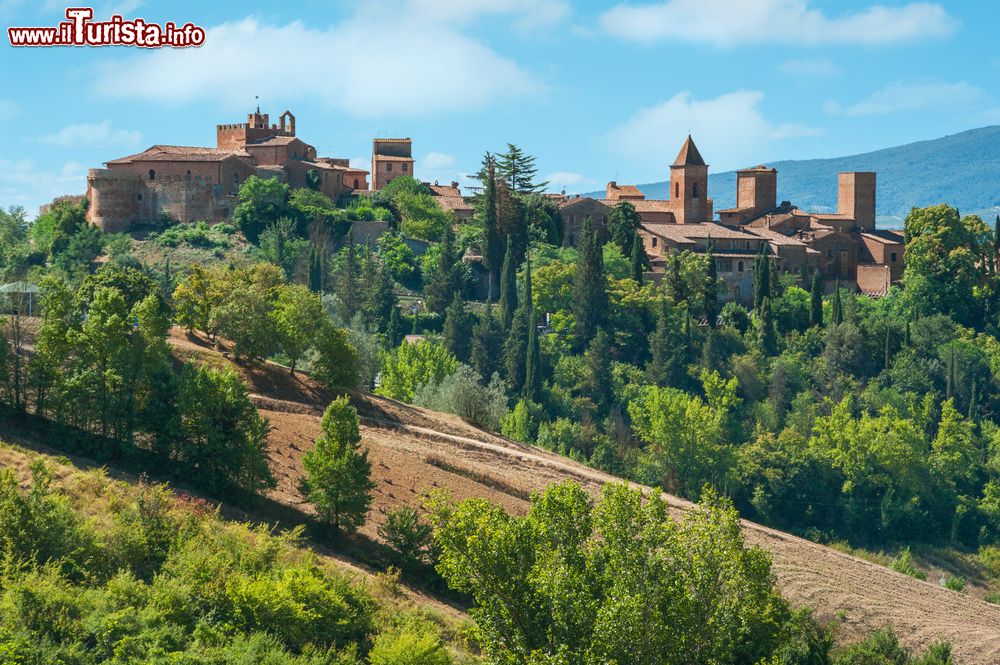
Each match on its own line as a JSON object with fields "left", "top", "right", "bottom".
{"left": 1, "top": 0, "right": 999, "bottom": 217}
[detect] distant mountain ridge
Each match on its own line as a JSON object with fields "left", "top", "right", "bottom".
{"left": 586, "top": 126, "right": 1000, "bottom": 228}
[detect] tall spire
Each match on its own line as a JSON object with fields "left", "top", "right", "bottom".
{"left": 673, "top": 134, "right": 706, "bottom": 167}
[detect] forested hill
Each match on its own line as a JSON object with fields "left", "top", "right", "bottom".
{"left": 589, "top": 126, "right": 1000, "bottom": 226}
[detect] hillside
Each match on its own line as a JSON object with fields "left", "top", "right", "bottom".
{"left": 588, "top": 126, "right": 1000, "bottom": 225}
{"left": 163, "top": 331, "right": 1000, "bottom": 664}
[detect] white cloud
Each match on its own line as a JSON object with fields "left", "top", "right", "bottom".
{"left": 92, "top": 9, "right": 541, "bottom": 117}
{"left": 827, "top": 80, "right": 985, "bottom": 116}
{"left": 605, "top": 90, "right": 821, "bottom": 174}
{"left": 779, "top": 58, "right": 841, "bottom": 77}
{"left": 0, "top": 159, "right": 87, "bottom": 218}
{"left": 421, "top": 152, "right": 458, "bottom": 170}
{"left": 0, "top": 100, "right": 17, "bottom": 121}
{"left": 35, "top": 120, "right": 142, "bottom": 148}
{"left": 599, "top": 0, "right": 957, "bottom": 47}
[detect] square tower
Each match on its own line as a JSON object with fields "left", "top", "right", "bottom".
{"left": 736, "top": 166, "right": 777, "bottom": 214}
{"left": 838, "top": 172, "right": 876, "bottom": 231}
{"left": 669, "top": 135, "right": 712, "bottom": 224}
{"left": 372, "top": 138, "right": 414, "bottom": 190}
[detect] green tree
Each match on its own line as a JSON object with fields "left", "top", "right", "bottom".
{"left": 810, "top": 271, "right": 824, "bottom": 328}
{"left": 523, "top": 261, "right": 542, "bottom": 402}
{"left": 175, "top": 364, "right": 275, "bottom": 496}
{"left": 301, "top": 397, "right": 374, "bottom": 534}
{"left": 424, "top": 229, "right": 466, "bottom": 315}
{"left": 312, "top": 321, "right": 359, "bottom": 390}
{"left": 377, "top": 339, "right": 459, "bottom": 402}
{"left": 333, "top": 230, "right": 360, "bottom": 322}
{"left": 258, "top": 217, "right": 306, "bottom": 279}
{"left": 584, "top": 328, "right": 612, "bottom": 412}
{"left": 831, "top": 280, "right": 843, "bottom": 326}
{"left": 647, "top": 297, "right": 686, "bottom": 388}
{"left": 630, "top": 233, "right": 647, "bottom": 284}
{"left": 760, "top": 296, "right": 778, "bottom": 355}
{"left": 572, "top": 217, "right": 608, "bottom": 350}
{"left": 442, "top": 293, "right": 473, "bottom": 363}
{"left": 754, "top": 244, "right": 771, "bottom": 313}
{"left": 703, "top": 236, "right": 719, "bottom": 328}
{"left": 211, "top": 287, "right": 277, "bottom": 362}
{"left": 496, "top": 143, "right": 547, "bottom": 193}
{"left": 608, "top": 200, "right": 642, "bottom": 254}
{"left": 499, "top": 236, "right": 518, "bottom": 328}
{"left": 481, "top": 153, "right": 503, "bottom": 298}
{"left": 428, "top": 481, "right": 788, "bottom": 665}
{"left": 271, "top": 285, "right": 325, "bottom": 373}
{"left": 471, "top": 306, "right": 504, "bottom": 383}
{"left": 232, "top": 175, "right": 293, "bottom": 243}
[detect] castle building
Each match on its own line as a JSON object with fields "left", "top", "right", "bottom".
{"left": 86, "top": 108, "right": 368, "bottom": 232}
{"left": 371, "top": 138, "right": 414, "bottom": 190}
{"left": 574, "top": 135, "right": 904, "bottom": 303}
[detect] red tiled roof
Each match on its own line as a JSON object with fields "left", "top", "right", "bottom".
{"left": 642, "top": 221, "right": 753, "bottom": 242}
{"left": 106, "top": 144, "right": 251, "bottom": 164}
{"left": 861, "top": 230, "right": 905, "bottom": 244}
{"left": 374, "top": 155, "right": 414, "bottom": 162}
{"left": 673, "top": 135, "right": 706, "bottom": 166}
{"left": 247, "top": 136, "right": 300, "bottom": 146}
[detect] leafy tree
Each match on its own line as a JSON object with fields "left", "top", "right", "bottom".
{"left": 608, "top": 200, "right": 642, "bottom": 253}
{"left": 78, "top": 263, "right": 158, "bottom": 311}
{"left": 301, "top": 396, "right": 374, "bottom": 534}
{"left": 376, "top": 231, "right": 419, "bottom": 289}
{"left": 175, "top": 363, "right": 274, "bottom": 496}
{"left": 584, "top": 328, "right": 612, "bottom": 412}
{"left": 572, "top": 217, "right": 608, "bottom": 350}
{"left": 271, "top": 285, "right": 325, "bottom": 373}
{"left": 377, "top": 506, "right": 434, "bottom": 566}
{"left": 630, "top": 233, "right": 647, "bottom": 284}
{"left": 442, "top": 293, "right": 472, "bottom": 363}
{"left": 495, "top": 143, "right": 547, "bottom": 193}
{"left": 258, "top": 217, "right": 306, "bottom": 279}
{"left": 360, "top": 249, "right": 398, "bottom": 332}
{"left": 412, "top": 364, "right": 509, "bottom": 430}
{"left": 312, "top": 321, "right": 359, "bottom": 390}
{"left": 377, "top": 339, "right": 459, "bottom": 402}
{"left": 232, "top": 175, "right": 293, "bottom": 243}
{"left": 333, "top": 230, "right": 361, "bottom": 322}
{"left": 428, "top": 481, "right": 790, "bottom": 665}
{"left": 211, "top": 287, "right": 277, "bottom": 362}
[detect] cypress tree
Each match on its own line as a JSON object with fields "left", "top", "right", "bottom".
{"left": 442, "top": 293, "right": 472, "bottom": 363}
{"left": 499, "top": 236, "right": 517, "bottom": 329}
{"left": 647, "top": 298, "right": 684, "bottom": 388}
{"left": 585, "top": 328, "right": 612, "bottom": 412}
{"left": 994, "top": 214, "right": 1000, "bottom": 273}
{"left": 334, "top": 229, "right": 359, "bottom": 321}
{"left": 703, "top": 235, "right": 718, "bottom": 328}
{"left": 572, "top": 217, "right": 608, "bottom": 350}
{"left": 482, "top": 154, "right": 503, "bottom": 298}
{"left": 701, "top": 328, "right": 717, "bottom": 370}
{"left": 425, "top": 228, "right": 465, "bottom": 315}
{"left": 754, "top": 244, "right": 771, "bottom": 313}
{"left": 760, "top": 296, "right": 777, "bottom": 355}
{"left": 630, "top": 233, "right": 646, "bottom": 284}
{"left": 471, "top": 305, "right": 504, "bottom": 383}
{"left": 832, "top": 279, "right": 843, "bottom": 325}
{"left": 362, "top": 251, "right": 396, "bottom": 332}
{"left": 809, "top": 271, "right": 823, "bottom": 327}
{"left": 505, "top": 302, "right": 529, "bottom": 395}
{"left": 884, "top": 321, "right": 891, "bottom": 371}
{"left": 387, "top": 306, "right": 400, "bottom": 348}
{"left": 946, "top": 346, "right": 956, "bottom": 400}
{"left": 523, "top": 261, "right": 542, "bottom": 402}
{"left": 969, "top": 380, "right": 978, "bottom": 421}
{"left": 668, "top": 253, "right": 687, "bottom": 306}
{"left": 308, "top": 245, "right": 323, "bottom": 293}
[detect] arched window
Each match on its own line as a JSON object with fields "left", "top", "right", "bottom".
{"left": 692, "top": 182, "right": 699, "bottom": 198}
{"left": 148, "top": 169, "right": 156, "bottom": 181}
{"left": 233, "top": 173, "right": 239, "bottom": 193}
{"left": 737, "top": 260, "right": 744, "bottom": 272}
{"left": 674, "top": 182, "right": 679, "bottom": 198}
{"left": 354, "top": 178, "right": 359, "bottom": 189}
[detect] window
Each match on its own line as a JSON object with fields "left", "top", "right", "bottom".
{"left": 652, "top": 237, "right": 658, "bottom": 247}
{"left": 185, "top": 170, "right": 191, "bottom": 180}
{"left": 233, "top": 173, "right": 239, "bottom": 193}
{"left": 718, "top": 258, "right": 732, "bottom": 272}
{"left": 827, "top": 249, "right": 833, "bottom": 258}
{"left": 387, "top": 163, "right": 393, "bottom": 172}
{"left": 148, "top": 169, "right": 156, "bottom": 181}
{"left": 136, "top": 193, "right": 142, "bottom": 201}
{"left": 674, "top": 183, "right": 679, "bottom": 198}
{"left": 354, "top": 178, "right": 359, "bottom": 189}
{"left": 692, "top": 182, "right": 699, "bottom": 198}
{"left": 737, "top": 260, "right": 744, "bottom": 272}
{"left": 890, "top": 252, "right": 897, "bottom": 262}
{"left": 402, "top": 163, "right": 408, "bottom": 172}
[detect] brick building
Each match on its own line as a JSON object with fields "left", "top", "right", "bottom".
{"left": 86, "top": 108, "right": 367, "bottom": 232}
{"left": 371, "top": 138, "right": 414, "bottom": 190}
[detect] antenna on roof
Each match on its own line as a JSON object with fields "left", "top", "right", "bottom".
{"left": 255, "top": 95, "right": 260, "bottom": 114}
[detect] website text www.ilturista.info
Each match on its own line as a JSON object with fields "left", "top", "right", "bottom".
{"left": 8, "top": 7, "right": 205, "bottom": 48}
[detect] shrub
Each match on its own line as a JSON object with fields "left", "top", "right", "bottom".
{"left": 378, "top": 507, "right": 434, "bottom": 566}
{"left": 411, "top": 364, "right": 508, "bottom": 430}
{"left": 942, "top": 575, "right": 965, "bottom": 592}
{"left": 889, "top": 547, "right": 927, "bottom": 581}
{"left": 376, "top": 340, "right": 458, "bottom": 403}
{"left": 369, "top": 622, "right": 452, "bottom": 665}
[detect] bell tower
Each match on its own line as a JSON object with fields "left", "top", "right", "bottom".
{"left": 669, "top": 135, "right": 712, "bottom": 224}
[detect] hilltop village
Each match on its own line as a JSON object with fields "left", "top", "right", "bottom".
{"left": 85, "top": 108, "right": 903, "bottom": 301}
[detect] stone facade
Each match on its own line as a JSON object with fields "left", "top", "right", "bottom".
{"left": 87, "top": 108, "right": 367, "bottom": 232}
{"left": 558, "top": 196, "right": 611, "bottom": 247}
